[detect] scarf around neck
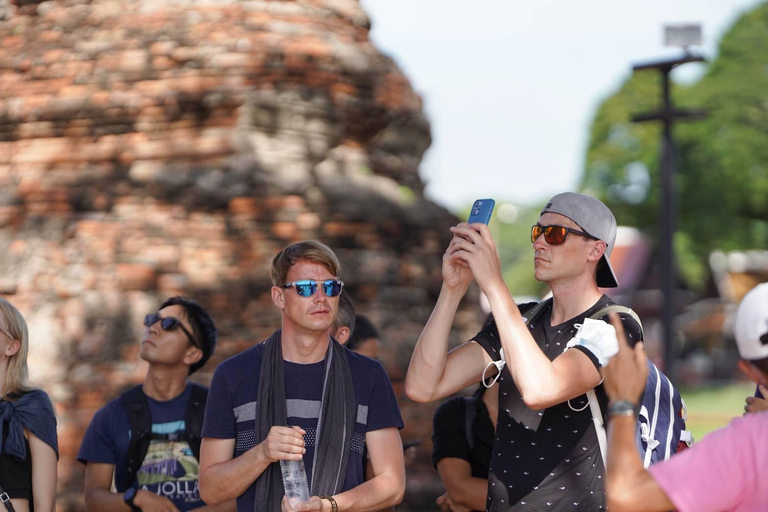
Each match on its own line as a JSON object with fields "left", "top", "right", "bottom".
{"left": 254, "top": 330, "right": 357, "bottom": 511}
{"left": 0, "top": 388, "right": 59, "bottom": 461}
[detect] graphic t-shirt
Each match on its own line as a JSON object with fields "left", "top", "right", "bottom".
{"left": 202, "top": 338, "right": 404, "bottom": 512}
{"left": 77, "top": 383, "right": 204, "bottom": 511}
{"left": 472, "top": 295, "right": 643, "bottom": 511}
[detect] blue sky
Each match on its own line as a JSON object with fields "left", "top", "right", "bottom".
{"left": 361, "top": 0, "right": 762, "bottom": 212}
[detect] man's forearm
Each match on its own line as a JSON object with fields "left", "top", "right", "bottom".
{"left": 190, "top": 501, "right": 238, "bottom": 512}
{"left": 485, "top": 288, "right": 561, "bottom": 403}
{"left": 405, "top": 282, "right": 466, "bottom": 402}
{"left": 332, "top": 471, "right": 405, "bottom": 512}
{"left": 83, "top": 489, "right": 132, "bottom": 512}
{"left": 200, "top": 444, "right": 271, "bottom": 505}
{"left": 447, "top": 476, "right": 488, "bottom": 511}
{"left": 606, "top": 415, "right": 669, "bottom": 512}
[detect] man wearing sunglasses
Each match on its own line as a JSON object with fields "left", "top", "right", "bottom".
{"left": 199, "top": 241, "right": 405, "bottom": 512}
{"left": 406, "top": 192, "right": 643, "bottom": 511}
{"left": 78, "top": 296, "right": 234, "bottom": 512}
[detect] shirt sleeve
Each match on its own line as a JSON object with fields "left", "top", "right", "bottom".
{"left": 431, "top": 397, "right": 471, "bottom": 467}
{"left": 648, "top": 415, "right": 757, "bottom": 512}
{"left": 472, "top": 303, "right": 537, "bottom": 362}
{"left": 574, "top": 313, "right": 644, "bottom": 370}
{"left": 364, "top": 361, "right": 404, "bottom": 432}
{"left": 201, "top": 363, "right": 236, "bottom": 439}
{"left": 77, "top": 403, "right": 119, "bottom": 465}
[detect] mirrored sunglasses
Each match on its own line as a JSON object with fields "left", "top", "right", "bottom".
{"left": 531, "top": 224, "right": 598, "bottom": 245}
{"left": 280, "top": 279, "right": 344, "bottom": 298}
{"left": 143, "top": 313, "right": 200, "bottom": 348}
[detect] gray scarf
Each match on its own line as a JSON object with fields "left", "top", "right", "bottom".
{"left": 254, "top": 330, "right": 357, "bottom": 511}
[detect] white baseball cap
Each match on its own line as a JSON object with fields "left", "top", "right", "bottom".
{"left": 733, "top": 283, "right": 768, "bottom": 361}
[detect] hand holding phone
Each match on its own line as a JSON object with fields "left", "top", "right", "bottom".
{"left": 467, "top": 199, "right": 495, "bottom": 225}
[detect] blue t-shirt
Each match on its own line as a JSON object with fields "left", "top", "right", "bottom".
{"left": 202, "top": 340, "right": 404, "bottom": 512}
{"left": 77, "top": 383, "right": 205, "bottom": 511}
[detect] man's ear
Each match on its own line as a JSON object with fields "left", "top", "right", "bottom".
{"left": 738, "top": 360, "right": 766, "bottom": 385}
{"left": 184, "top": 346, "right": 203, "bottom": 367}
{"left": 272, "top": 286, "right": 285, "bottom": 309}
{"left": 335, "top": 326, "right": 351, "bottom": 345}
{"left": 588, "top": 240, "right": 607, "bottom": 263}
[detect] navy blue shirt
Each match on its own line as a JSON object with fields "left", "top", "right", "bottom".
{"left": 202, "top": 340, "right": 404, "bottom": 512}
{"left": 77, "top": 383, "right": 205, "bottom": 511}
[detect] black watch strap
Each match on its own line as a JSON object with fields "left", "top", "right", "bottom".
{"left": 123, "top": 488, "right": 141, "bottom": 512}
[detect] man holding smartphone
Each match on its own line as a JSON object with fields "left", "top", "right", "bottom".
{"left": 406, "top": 192, "right": 642, "bottom": 510}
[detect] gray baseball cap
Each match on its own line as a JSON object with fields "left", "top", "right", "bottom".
{"left": 540, "top": 192, "right": 618, "bottom": 288}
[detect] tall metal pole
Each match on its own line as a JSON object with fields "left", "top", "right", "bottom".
{"left": 660, "top": 69, "right": 676, "bottom": 379}
{"left": 631, "top": 53, "right": 705, "bottom": 382}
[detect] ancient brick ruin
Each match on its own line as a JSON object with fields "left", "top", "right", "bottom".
{"left": 0, "top": 0, "right": 483, "bottom": 509}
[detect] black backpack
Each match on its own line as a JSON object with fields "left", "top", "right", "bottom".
{"left": 118, "top": 383, "right": 208, "bottom": 492}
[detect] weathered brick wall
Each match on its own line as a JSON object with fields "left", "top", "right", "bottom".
{"left": 0, "top": 1, "right": 484, "bottom": 509}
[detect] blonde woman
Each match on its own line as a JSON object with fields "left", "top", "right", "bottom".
{"left": 0, "top": 298, "right": 58, "bottom": 512}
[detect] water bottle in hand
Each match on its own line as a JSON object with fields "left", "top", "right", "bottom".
{"left": 280, "top": 457, "right": 310, "bottom": 507}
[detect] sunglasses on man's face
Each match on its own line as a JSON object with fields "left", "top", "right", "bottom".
{"left": 531, "top": 224, "right": 598, "bottom": 245}
{"left": 143, "top": 313, "right": 200, "bottom": 348}
{"left": 280, "top": 279, "right": 344, "bottom": 298}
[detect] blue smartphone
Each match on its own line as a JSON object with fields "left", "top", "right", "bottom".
{"left": 467, "top": 199, "right": 495, "bottom": 224}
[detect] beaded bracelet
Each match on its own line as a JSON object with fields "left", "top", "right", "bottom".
{"left": 319, "top": 495, "right": 338, "bottom": 512}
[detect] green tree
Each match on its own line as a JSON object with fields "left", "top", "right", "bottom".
{"left": 582, "top": 1, "right": 768, "bottom": 288}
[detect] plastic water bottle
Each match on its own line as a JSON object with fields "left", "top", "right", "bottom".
{"left": 280, "top": 457, "right": 310, "bottom": 507}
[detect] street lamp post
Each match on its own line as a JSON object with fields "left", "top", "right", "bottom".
{"left": 630, "top": 34, "right": 706, "bottom": 382}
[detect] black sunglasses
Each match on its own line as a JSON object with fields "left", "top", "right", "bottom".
{"left": 280, "top": 279, "right": 344, "bottom": 298}
{"left": 144, "top": 313, "right": 200, "bottom": 348}
{"left": 531, "top": 224, "right": 598, "bottom": 245}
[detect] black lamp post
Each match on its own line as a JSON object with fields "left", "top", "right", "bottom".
{"left": 631, "top": 50, "right": 706, "bottom": 382}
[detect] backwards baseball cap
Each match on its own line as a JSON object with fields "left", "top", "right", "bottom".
{"left": 733, "top": 283, "right": 768, "bottom": 361}
{"left": 540, "top": 192, "right": 618, "bottom": 288}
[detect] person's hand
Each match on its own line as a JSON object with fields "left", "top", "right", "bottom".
{"left": 133, "top": 489, "right": 180, "bottom": 512}
{"left": 442, "top": 232, "right": 475, "bottom": 291}
{"left": 259, "top": 425, "right": 306, "bottom": 463}
{"left": 745, "top": 385, "right": 768, "bottom": 414}
{"left": 403, "top": 445, "right": 417, "bottom": 468}
{"left": 447, "top": 223, "right": 503, "bottom": 295}
{"left": 603, "top": 312, "right": 647, "bottom": 404}
{"left": 436, "top": 492, "right": 471, "bottom": 512}
{"left": 282, "top": 496, "right": 326, "bottom": 511}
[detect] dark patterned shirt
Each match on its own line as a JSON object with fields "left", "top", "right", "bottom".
{"left": 473, "top": 295, "right": 642, "bottom": 511}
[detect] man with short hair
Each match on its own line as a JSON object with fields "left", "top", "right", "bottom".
{"left": 406, "top": 192, "right": 642, "bottom": 510}
{"left": 199, "top": 241, "right": 405, "bottom": 512}
{"left": 604, "top": 283, "right": 768, "bottom": 512}
{"left": 79, "top": 296, "right": 233, "bottom": 512}
{"left": 347, "top": 315, "right": 380, "bottom": 360}
{"left": 330, "top": 290, "right": 356, "bottom": 345}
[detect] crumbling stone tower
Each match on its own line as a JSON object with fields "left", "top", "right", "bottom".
{"left": 0, "top": 1, "right": 481, "bottom": 508}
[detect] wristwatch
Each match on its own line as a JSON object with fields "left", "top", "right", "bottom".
{"left": 608, "top": 399, "right": 637, "bottom": 417}
{"left": 123, "top": 487, "right": 141, "bottom": 512}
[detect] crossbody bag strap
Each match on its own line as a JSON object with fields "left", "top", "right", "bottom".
{"left": 0, "top": 481, "right": 18, "bottom": 512}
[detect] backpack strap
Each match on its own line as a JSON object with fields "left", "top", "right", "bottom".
{"left": 522, "top": 298, "right": 552, "bottom": 325}
{"left": 184, "top": 383, "right": 208, "bottom": 462}
{"left": 120, "top": 383, "right": 209, "bottom": 492}
{"left": 584, "top": 304, "right": 644, "bottom": 467}
{"left": 120, "top": 385, "right": 152, "bottom": 493}
{"left": 589, "top": 305, "right": 644, "bottom": 336}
